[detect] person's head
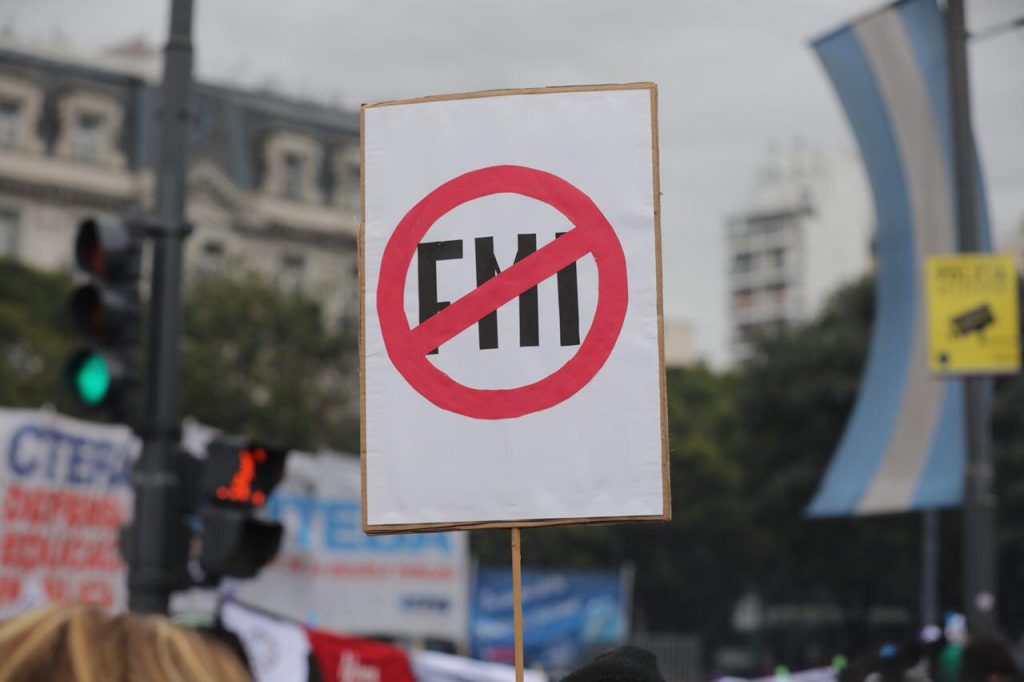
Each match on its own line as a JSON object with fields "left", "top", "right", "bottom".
{"left": 959, "top": 637, "right": 1017, "bottom": 682}
{"left": 0, "top": 604, "right": 253, "bottom": 682}
{"left": 562, "top": 645, "right": 666, "bottom": 682}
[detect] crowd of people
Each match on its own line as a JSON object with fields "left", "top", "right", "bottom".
{"left": 0, "top": 605, "right": 1020, "bottom": 682}
{"left": 835, "top": 633, "right": 1018, "bottom": 682}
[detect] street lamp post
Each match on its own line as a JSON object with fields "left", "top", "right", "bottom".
{"left": 946, "top": 0, "right": 998, "bottom": 636}
{"left": 127, "top": 0, "right": 195, "bottom": 614}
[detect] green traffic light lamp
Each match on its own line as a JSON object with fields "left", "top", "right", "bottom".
{"left": 63, "top": 348, "right": 127, "bottom": 408}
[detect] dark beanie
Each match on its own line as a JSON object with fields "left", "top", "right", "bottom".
{"left": 562, "top": 646, "right": 666, "bottom": 682}
{"left": 960, "top": 637, "right": 1017, "bottom": 682}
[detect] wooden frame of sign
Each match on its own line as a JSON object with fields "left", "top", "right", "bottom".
{"left": 358, "top": 82, "right": 670, "bottom": 535}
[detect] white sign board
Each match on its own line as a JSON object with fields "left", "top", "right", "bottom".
{"left": 361, "top": 84, "right": 668, "bottom": 531}
{"left": 0, "top": 407, "right": 136, "bottom": 617}
{"left": 236, "top": 452, "right": 469, "bottom": 642}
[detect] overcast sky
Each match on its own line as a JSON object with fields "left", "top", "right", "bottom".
{"left": 6, "top": 0, "right": 1023, "bottom": 365}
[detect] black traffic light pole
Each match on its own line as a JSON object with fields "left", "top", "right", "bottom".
{"left": 947, "top": 0, "right": 997, "bottom": 636}
{"left": 128, "top": 0, "right": 194, "bottom": 614}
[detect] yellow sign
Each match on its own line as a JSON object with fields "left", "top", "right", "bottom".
{"left": 926, "top": 254, "right": 1020, "bottom": 375}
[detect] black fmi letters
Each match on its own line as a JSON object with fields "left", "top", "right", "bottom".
{"left": 417, "top": 240, "right": 462, "bottom": 355}
{"left": 416, "top": 233, "right": 581, "bottom": 352}
{"left": 475, "top": 234, "right": 538, "bottom": 349}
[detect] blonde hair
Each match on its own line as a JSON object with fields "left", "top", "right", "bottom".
{"left": 0, "top": 605, "right": 253, "bottom": 682}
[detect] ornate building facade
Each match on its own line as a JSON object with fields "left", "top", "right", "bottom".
{"left": 0, "top": 36, "right": 359, "bottom": 325}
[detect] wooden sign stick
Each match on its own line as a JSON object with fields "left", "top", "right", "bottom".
{"left": 511, "top": 527, "right": 525, "bottom": 682}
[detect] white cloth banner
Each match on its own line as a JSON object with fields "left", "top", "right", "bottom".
{"left": 719, "top": 668, "right": 837, "bottom": 682}
{"left": 0, "top": 407, "right": 136, "bottom": 617}
{"left": 410, "top": 649, "right": 549, "bottom": 682}
{"left": 236, "top": 452, "right": 470, "bottom": 644}
{"left": 221, "top": 600, "right": 311, "bottom": 682}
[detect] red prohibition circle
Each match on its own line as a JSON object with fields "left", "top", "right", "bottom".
{"left": 376, "top": 164, "right": 628, "bottom": 419}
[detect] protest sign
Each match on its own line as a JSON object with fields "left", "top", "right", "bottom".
{"left": 0, "top": 407, "right": 136, "bottom": 617}
{"left": 361, "top": 84, "right": 668, "bottom": 532}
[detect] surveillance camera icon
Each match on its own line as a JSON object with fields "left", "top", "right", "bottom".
{"left": 950, "top": 304, "right": 995, "bottom": 340}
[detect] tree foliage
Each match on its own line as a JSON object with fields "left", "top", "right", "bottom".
{"left": 0, "top": 259, "right": 78, "bottom": 414}
{"left": 180, "top": 270, "right": 359, "bottom": 452}
{"left": 0, "top": 260, "right": 359, "bottom": 453}
{"left": 736, "top": 278, "right": 919, "bottom": 658}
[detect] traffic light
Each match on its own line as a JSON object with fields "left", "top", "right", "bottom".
{"left": 197, "top": 436, "right": 289, "bottom": 580}
{"left": 64, "top": 216, "right": 141, "bottom": 414}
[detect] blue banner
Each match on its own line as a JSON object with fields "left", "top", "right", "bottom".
{"left": 470, "top": 568, "right": 628, "bottom": 671}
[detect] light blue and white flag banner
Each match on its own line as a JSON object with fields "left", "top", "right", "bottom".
{"left": 807, "top": 0, "right": 992, "bottom": 516}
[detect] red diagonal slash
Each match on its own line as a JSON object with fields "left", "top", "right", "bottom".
{"left": 408, "top": 228, "right": 592, "bottom": 355}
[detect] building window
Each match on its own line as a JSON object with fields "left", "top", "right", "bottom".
{"left": 199, "top": 240, "right": 225, "bottom": 272}
{"left": 71, "top": 111, "right": 104, "bottom": 163}
{"left": 766, "top": 283, "right": 788, "bottom": 304}
{"left": 342, "top": 163, "right": 359, "bottom": 211}
{"left": 279, "top": 252, "right": 306, "bottom": 291}
{"left": 54, "top": 90, "right": 126, "bottom": 169}
{"left": 733, "top": 288, "right": 754, "bottom": 310}
{"left": 203, "top": 240, "right": 224, "bottom": 256}
{"left": 0, "top": 210, "right": 19, "bottom": 259}
{"left": 734, "top": 253, "right": 754, "bottom": 274}
{"left": 0, "top": 98, "right": 21, "bottom": 149}
{"left": 202, "top": 240, "right": 225, "bottom": 258}
{"left": 333, "top": 145, "right": 361, "bottom": 213}
{"left": 768, "top": 248, "right": 786, "bottom": 269}
{"left": 0, "top": 76, "right": 43, "bottom": 155}
{"left": 262, "top": 131, "right": 323, "bottom": 204}
{"left": 283, "top": 152, "right": 304, "bottom": 200}
{"left": 728, "top": 220, "right": 751, "bottom": 238}
{"left": 755, "top": 216, "right": 786, "bottom": 236}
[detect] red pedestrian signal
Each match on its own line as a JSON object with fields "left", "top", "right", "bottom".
{"left": 197, "top": 436, "right": 289, "bottom": 581}
{"left": 215, "top": 447, "right": 271, "bottom": 506}
{"left": 202, "top": 438, "right": 286, "bottom": 508}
